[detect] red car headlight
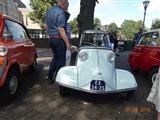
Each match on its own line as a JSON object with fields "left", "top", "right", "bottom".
{"left": 0, "top": 46, "right": 8, "bottom": 56}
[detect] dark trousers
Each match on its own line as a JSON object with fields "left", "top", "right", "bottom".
{"left": 48, "top": 38, "right": 66, "bottom": 79}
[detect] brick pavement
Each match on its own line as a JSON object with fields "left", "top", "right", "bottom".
{"left": 0, "top": 48, "right": 157, "bottom": 120}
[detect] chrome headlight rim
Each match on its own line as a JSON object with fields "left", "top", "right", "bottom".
{"left": 78, "top": 51, "right": 88, "bottom": 62}
{"left": 107, "top": 51, "right": 115, "bottom": 63}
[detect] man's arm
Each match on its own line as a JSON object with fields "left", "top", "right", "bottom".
{"left": 58, "top": 27, "right": 71, "bottom": 49}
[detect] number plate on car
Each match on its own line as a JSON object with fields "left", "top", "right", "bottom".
{"left": 90, "top": 80, "right": 105, "bottom": 91}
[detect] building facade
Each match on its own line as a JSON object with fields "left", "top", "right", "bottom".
{"left": 0, "top": 0, "right": 23, "bottom": 22}
{"left": 18, "top": 8, "right": 47, "bottom": 38}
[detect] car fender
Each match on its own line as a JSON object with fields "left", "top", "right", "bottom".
{"left": 116, "top": 69, "right": 137, "bottom": 90}
{"left": 56, "top": 66, "right": 78, "bottom": 88}
{"left": 0, "top": 58, "right": 20, "bottom": 87}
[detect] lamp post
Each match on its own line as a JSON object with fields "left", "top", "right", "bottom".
{"left": 142, "top": 0, "right": 150, "bottom": 31}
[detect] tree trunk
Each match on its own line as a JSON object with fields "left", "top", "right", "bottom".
{"left": 77, "top": 0, "right": 97, "bottom": 40}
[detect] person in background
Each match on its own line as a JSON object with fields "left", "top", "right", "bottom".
{"left": 109, "top": 30, "right": 118, "bottom": 51}
{"left": 45, "top": 0, "right": 71, "bottom": 84}
{"left": 133, "top": 28, "right": 143, "bottom": 44}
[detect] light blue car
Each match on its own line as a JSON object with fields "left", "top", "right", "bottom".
{"left": 56, "top": 30, "right": 137, "bottom": 98}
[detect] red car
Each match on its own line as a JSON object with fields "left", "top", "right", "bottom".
{"left": 129, "top": 29, "right": 160, "bottom": 83}
{"left": 0, "top": 13, "right": 37, "bottom": 103}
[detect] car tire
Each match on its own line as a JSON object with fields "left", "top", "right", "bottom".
{"left": 149, "top": 68, "right": 159, "bottom": 84}
{"left": 0, "top": 69, "right": 20, "bottom": 104}
{"left": 59, "top": 85, "right": 70, "bottom": 97}
{"left": 120, "top": 90, "right": 135, "bottom": 100}
{"left": 29, "top": 59, "right": 37, "bottom": 72}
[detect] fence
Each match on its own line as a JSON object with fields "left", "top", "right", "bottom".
{"left": 32, "top": 38, "right": 135, "bottom": 52}
{"left": 31, "top": 37, "right": 79, "bottom": 48}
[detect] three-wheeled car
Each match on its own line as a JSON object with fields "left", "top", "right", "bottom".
{"left": 56, "top": 30, "right": 137, "bottom": 98}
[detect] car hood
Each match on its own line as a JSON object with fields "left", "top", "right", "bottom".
{"left": 77, "top": 48, "right": 116, "bottom": 89}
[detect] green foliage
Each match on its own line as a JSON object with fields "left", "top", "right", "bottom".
{"left": 107, "top": 22, "right": 118, "bottom": 32}
{"left": 94, "top": 17, "right": 101, "bottom": 29}
{"left": 69, "top": 18, "right": 78, "bottom": 36}
{"left": 151, "top": 19, "right": 160, "bottom": 29}
{"left": 121, "top": 20, "right": 143, "bottom": 40}
{"left": 29, "top": 0, "right": 56, "bottom": 25}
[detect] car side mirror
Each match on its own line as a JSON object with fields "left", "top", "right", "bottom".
{"left": 152, "top": 32, "right": 159, "bottom": 39}
{"left": 3, "top": 34, "right": 13, "bottom": 40}
{"left": 152, "top": 35, "right": 158, "bottom": 39}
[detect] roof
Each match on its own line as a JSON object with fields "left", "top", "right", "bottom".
{"left": 143, "top": 29, "right": 160, "bottom": 34}
{"left": 0, "top": 13, "right": 23, "bottom": 25}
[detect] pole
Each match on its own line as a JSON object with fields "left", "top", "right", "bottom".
{"left": 142, "top": 9, "right": 146, "bottom": 31}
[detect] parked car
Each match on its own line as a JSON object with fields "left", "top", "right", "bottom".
{"left": 0, "top": 13, "right": 37, "bottom": 103}
{"left": 128, "top": 29, "right": 160, "bottom": 83}
{"left": 56, "top": 30, "right": 137, "bottom": 98}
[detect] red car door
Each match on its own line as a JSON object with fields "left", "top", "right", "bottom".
{"left": 134, "top": 31, "right": 160, "bottom": 72}
{"left": 19, "top": 25, "right": 36, "bottom": 68}
{"left": 4, "top": 19, "right": 28, "bottom": 70}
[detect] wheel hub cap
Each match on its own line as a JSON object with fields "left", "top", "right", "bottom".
{"left": 9, "top": 76, "right": 18, "bottom": 95}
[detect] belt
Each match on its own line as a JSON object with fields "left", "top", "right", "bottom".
{"left": 49, "top": 35, "right": 62, "bottom": 38}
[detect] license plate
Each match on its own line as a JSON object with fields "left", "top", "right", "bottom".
{"left": 90, "top": 80, "right": 105, "bottom": 91}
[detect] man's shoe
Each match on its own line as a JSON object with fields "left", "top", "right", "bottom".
{"left": 46, "top": 76, "right": 54, "bottom": 84}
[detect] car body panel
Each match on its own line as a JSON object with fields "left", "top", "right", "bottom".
{"left": 77, "top": 48, "right": 116, "bottom": 89}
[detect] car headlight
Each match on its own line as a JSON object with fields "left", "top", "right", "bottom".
{"left": 78, "top": 51, "right": 88, "bottom": 61}
{"left": 108, "top": 51, "right": 115, "bottom": 63}
{"left": 0, "top": 46, "right": 8, "bottom": 56}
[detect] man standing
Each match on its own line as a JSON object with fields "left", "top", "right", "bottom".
{"left": 45, "top": 0, "right": 71, "bottom": 84}
{"left": 109, "top": 30, "right": 117, "bottom": 51}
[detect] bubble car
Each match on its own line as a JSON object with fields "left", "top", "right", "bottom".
{"left": 56, "top": 30, "right": 137, "bottom": 98}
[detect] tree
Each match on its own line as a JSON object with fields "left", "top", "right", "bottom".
{"left": 107, "top": 22, "right": 118, "bottom": 32}
{"left": 77, "top": 0, "right": 99, "bottom": 39}
{"left": 94, "top": 17, "right": 101, "bottom": 29}
{"left": 151, "top": 19, "right": 160, "bottom": 29}
{"left": 121, "top": 20, "right": 142, "bottom": 40}
{"left": 29, "top": 0, "right": 56, "bottom": 25}
{"left": 69, "top": 18, "right": 78, "bottom": 37}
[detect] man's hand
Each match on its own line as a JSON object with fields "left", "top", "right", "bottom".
{"left": 66, "top": 42, "right": 71, "bottom": 50}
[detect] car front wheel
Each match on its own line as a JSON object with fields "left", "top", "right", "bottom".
{"left": 120, "top": 90, "right": 135, "bottom": 100}
{"left": 59, "top": 86, "right": 70, "bottom": 97}
{"left": 0, "top": 69, "right": 20, "bottom": 104}
{"left": 149, "top": 68, "right": 159, "bottom": 84}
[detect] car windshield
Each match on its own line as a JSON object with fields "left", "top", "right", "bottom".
{"left": 139, "top": 31, "right": 160, "bottom": 46}
{"left": 80, "top": 33, "right": 110, "bottom": 47}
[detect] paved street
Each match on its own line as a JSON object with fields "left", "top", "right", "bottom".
{"left": 0, "top": 48, "right": 157, "bottom": 120}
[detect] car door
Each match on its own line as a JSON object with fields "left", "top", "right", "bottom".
{"left": 19, "top": 24, "right": 36, "bottom": 68}
{"left": 4, "top": 20, "right": 29, "bottom": 70}
{"left": 136, "top": 31, "right": 160, "bottom": 72}
{"left": 0, "top": 15, "right": 3, "bottom": 36}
